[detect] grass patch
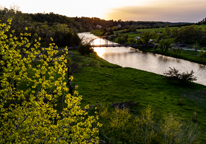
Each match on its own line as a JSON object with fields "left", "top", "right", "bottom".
{"left": 114, "top": 27, "right": 179, "bottom": 38}
{"left": 69, "top": 51, "right": 206, "bottom": 141}
{"left": 139, "top": 48, "right": 206, "bottom": 65}
{"left": 114, "top": 25, "right": 206, "bottom": 38}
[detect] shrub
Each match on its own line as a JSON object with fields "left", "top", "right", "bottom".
{"left": 173, "top": 47, "right": 182, "bottom": 54}
{"left": 199, "top": 49, "right": 206, "bottom": 58}
{"left": 66, "top": 57, "right": 81, "bottom": 74}
{"left": 0, "top": 19, "right": 99, "bottom": 143}
{"left": 97, "top": 105, "right": 199, "bottom": 143}
{"left": 164, "top": 67, "right": 197, "bottom": 83}
{"left": 193, "top": 41, "right": 199, "bottom": 51}
{"left": 140, "top": 31, "right": 154, "bottom": 47}
{"left": 78, "top": 42, "right": 94, "bottom": 55}
{"left": 158, "top": 38, "right": 173, "bottom": 53}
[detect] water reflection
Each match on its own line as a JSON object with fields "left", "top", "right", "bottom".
{"left": 93, "top": 48, "right": 105, "bottom": 58}
{"left": 78, "top": 32, "right": 206, "bottom": 86}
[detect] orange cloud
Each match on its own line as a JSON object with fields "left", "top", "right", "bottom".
{"left": 106, "top": 1, "right": 206, "bottom": 22}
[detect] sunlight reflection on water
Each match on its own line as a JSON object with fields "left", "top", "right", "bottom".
{"left": 78, "top": 32, "right": 206, "bottom": 86}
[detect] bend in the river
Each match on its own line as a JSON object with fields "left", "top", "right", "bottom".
{"left": 78, "top": 32, "right": 206, "bottom": 86}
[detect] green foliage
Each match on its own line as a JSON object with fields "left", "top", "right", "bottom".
{"left": 161, "top": 113, "right": 199, "bottom": 144}
{"left": 114, "top": 35, "right": 128, "bottom": 44}
{"left": 66, "top": 56, "right": 81, "bottom": 74}
{"left": 97, "top": 105, "right": 199, "bottom": 143}
{"left": 0, "top": 20, "right": 99, "bottom": 143}
{"left": 78, "top": 42, "right": 94, "bottom": 55}
{"left": 198, "top": 17, "right": 206, "bottom": 24}
{"left": 158, "top": 39, "right": 173, "bottom": 53}
{"left": 140, "top": 31, "right": 154, "bottom": 46}
{"left": 127, "top": 24, "right": 137, "bottom": 32}
{"left": 70, "top": 51, "right": 206, "bottom": 142}
{"left": 112, "top": 26, "right": 118, "bottom": 31}
{"left": 0, "top": 8, "right": 81, "bottom": 47}
{"left": 126, "top": 37, "right": 137, "bottom": 44}
{"left": 91, "top": 29, "right": 105, "bottom": 36}
{"left": 193, "top": 41, "right": 200, "bottom": 51}
{"left": 199, "top": 49, "right": 206, "bottom": 58}
{"left": 164, "top": 26, "right": 171, "bottom": 36}
{"left": 53, "top": 23, "right": 81, "bottom": 47}
{"left": 164, "top": 67, "right": 197, "bottom": 83}
{"left": 132, "top": 45, "right": 206, "bottom": 65}
{"left": 114, "top": 24, "right": 206, "bottom": 47}
{"left": 175, "top": 25, "right": 202, "bottom": 44}
{"left": 173, "top": 47, "right": 182, "bottom": 55}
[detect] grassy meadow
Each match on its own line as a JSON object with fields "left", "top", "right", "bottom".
{"left": 66, "top": 50, "right": 206, "bottom": 142}
{"left": 114, "top": 25, "right": 206, "bottom": 38}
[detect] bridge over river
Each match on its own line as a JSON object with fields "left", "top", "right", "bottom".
{"left": 78, "top": 32, "right": 206, "bottom": 86}
{"left": 67, "top": 44, "right": 154, "bottom": 50}
{"left": 90, "top": 44, "right": 154, "bottom": 47}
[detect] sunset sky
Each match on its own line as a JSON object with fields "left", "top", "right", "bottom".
{"left": 1, "top": 0, "right": 206, "bottom": 22}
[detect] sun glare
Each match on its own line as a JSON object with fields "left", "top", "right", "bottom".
{"left": 93, "top": 48, "right": 105, "bottom": 58}
{"left": 91, "top": 39, "right": 106, "bottom": 58}
{"left": 92, "top": 39, "right": 105, "bottom": 45}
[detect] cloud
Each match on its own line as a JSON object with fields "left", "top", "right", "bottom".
{"left": 106, "top": 1, "right": 206, "bottom": 22}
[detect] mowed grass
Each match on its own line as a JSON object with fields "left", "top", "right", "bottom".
{"left": 71, "top": 51, "right": 206, "bottom": 134}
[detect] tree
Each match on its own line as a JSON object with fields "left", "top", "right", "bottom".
{"left": 0, "top": 19, "right": 99, "bottom": 143}
{"left": 176, "top": 25, "right": 202, "bottom": 44}
{"left": 140, "top": 31, "right": 154, "bottom": 48}
{"left": 164, "top": 26, "right": 170, "bottom": 36}
{"left": 78, "top": 41, "right": 94, "bottom": 55}
{"left": 127, "top": 38, "right": 137, "bottom": 44}
{"left": 158, "top": 39, "right": 173, "bottom": 53}
{"left": 193, "top": 41, "right": 199, "bottom": 51}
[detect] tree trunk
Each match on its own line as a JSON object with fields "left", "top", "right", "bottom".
{"left": 67, "top": 66, "right": 74, "bottom": 95}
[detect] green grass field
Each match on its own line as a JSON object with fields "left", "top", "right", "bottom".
{"left": 68, "top": 51, "right": 206, "bottom": 140}
{"left": 114, "top": 27, "right": 177, "bottom": 37}
{"left": 114, "top": 24, "right": 206, "bottom": 38}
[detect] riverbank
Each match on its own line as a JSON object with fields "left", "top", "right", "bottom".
{"left": 99, "top": 35, "right": 206, "bottom": 65}
{"left": 136, "top": 47, "right": 206, "bottom": 65}
{"left": 68, "top": 50, "right": 206, "bottom": 141}
{"left": 91, "top": 26, "right": 206, "bottom": 65}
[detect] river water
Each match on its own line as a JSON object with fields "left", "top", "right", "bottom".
{"left": 78, "top": 32, "right": 206, "bottom": 86}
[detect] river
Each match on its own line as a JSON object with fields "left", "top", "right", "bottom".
{"left": 78, "top": 32, "right": 206, "bottom": 86}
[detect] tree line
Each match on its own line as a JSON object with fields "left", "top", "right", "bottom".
{"left": 0, "top": 7, "right": 193, "bottom": 47}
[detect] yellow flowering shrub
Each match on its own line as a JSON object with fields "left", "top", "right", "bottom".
{"left": 0, "top": 19, "right": 99, "bottom": 143}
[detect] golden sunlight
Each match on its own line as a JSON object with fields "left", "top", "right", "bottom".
{"left": 93, "top": 48, "right": 105, "bottom": 58}
{"left": 92, "top": 39, "right": 105, "bottom": 45}
{"left": 91, "top": 39, "right": 106, "bottom": 58}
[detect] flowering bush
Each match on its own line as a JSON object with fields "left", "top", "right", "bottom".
{"left": 0, "top": 19, "right": 99, "bottom": 143}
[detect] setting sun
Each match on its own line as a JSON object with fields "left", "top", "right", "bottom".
{"left": 1, "top": 0, "right": 206, "bottom": 22}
